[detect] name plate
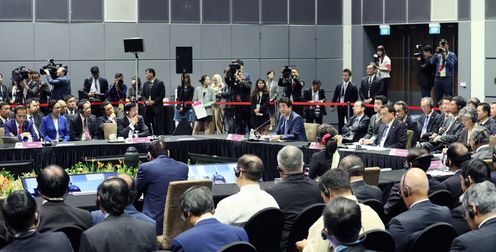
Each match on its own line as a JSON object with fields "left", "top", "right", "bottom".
{"left": 429, "top": 160, "right": 444, "bottom": 169}
{"left": 309, "top": 142, "right": 321, "bottom": 150}
{"left": 15, "top": 142, "right": 43, "bottom": 149}
{"left": 227, "top": 134, "right": 244, "bottom": 141}
{"left": 389, "top": 148, "right": 409, "bottom": 157}
{"left": 126, "top": 137, "right": 150, "bottom": 143}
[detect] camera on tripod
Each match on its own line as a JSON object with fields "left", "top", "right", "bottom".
{"left": 414, "top": 44, "right": 423, "bottom": 57}
{"left": 11, "top": 66, "right": 29, "bottom": 83}
{"left": 40, "top": 59, "right": 67, "bottom": 79}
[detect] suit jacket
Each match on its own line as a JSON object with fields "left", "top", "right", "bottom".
{"left": 442, "top": 170, "right": 463, "bottom": 203}
{"left": 331, "top": 82, "right": 359, "bottom": 105}
{"left": 116, "top": 115, "right": 149, "bottom": 138}
{"left": 278, "top": 77, "right": 303, "bottom": 101}
{"left": 351, "top": 180, "right": 383, "bottom": 203}
{"left": 303, "top": 88, "right": 327, "bottom": 116}
{"left": 308, "top": 151, "right": 333, "bottom": 179}
{"left": 374, "top": 119, "right": 407, "bottom": 149}
{"left": 265, "top": 173, "right": 324, "bottom": 250}
{"left": 472, "top": 145, "right": 493, "bottom": 160}
{"left": 96, "top": 115, "right": 116, "bottom": 139}
{"left": 480, "top": 118, "right": 496, "bottom": 135}
{"left": 91, "top": 204, "right": 156, "bottom": 227}
{"left": 0, "top": 84, "right": 9, "bottom": 102}
{"left": 136, "top": 154, "right": 188, "bottom": 234}
{"left": 69, "top": 115, "right": 99, "bottom": 141}
{"left": 171, "top": 218, "right": 249, "bottom": 252}
{"left": 176, "top": 85, "right": 195, "bottom": 111}
{"left": 79, "top": 213, "right": 158, "bottom": 252}
{"left": 342, "top": 115, "right": 370, "bottom": 142}
{"left": 193, "top": 86, "right": 216, "bottom": 116}
{"left": 359, "top": 75, "right": 383, "bottom": 101}
{"left": 82, "top": 77, "right": 109, "bottom": 101}
{"left": 403, "top": 114, "right": 420, "bottom": 146}
{"left": 450, "top": 203, "right": 471, "bottom": 236}
{"left": 46, "top": 75, "right": 71, "bottom": 101}
{"left": 450, "top": 217, "right": 496, "bottom": 252}
{"left": 439, "top": 117, "right": 464, "bottom": 144}
{"left": 418, "top": 111, "right": 442, "bottom": 139}
{"left": 364, "top": 113, "right": 382, "bottom": 139}
{"left": 388, "top": 200, "right": 451, "bottom": 252}
{"left": 8, "top": 85, "right": 30, "bottom": 104}
{"left": 0, "top": 231, "right": 73, "bottom": 252}
{"left": 142, "top": 79, "right": 166, "bottom": 113}
{"left": 37, "top": 200, "right": 92, "bottom": 233}
{"left": 3, "top": 118, "right": 39, "bottom": 141}
{"left": 275, "top": 111, "right": 307, "bottom": 141}
{"left": 27, "top": 112, "right": 43, "bottom": 129}
{"left": 40, "top": 115, "right": 70, "bottom": 142}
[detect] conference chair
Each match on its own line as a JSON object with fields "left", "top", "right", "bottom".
{"left": 331, "top": 135, "right": 343, "bottom": 168}
{"left": 244, "top": 207, "right": 284, "bottom": 252}
{"left": 53, "top": 225, "right": 84, "bottom": 252}
{"left": 0, "top": 128, "right": 4, "bottom": 144}
{"left": 0, "top": 235, "right": 7, "bottom": 249}
{"left": 157, "top": 180, "right": 213, "bottom": 250}
{"left": 103, "top": 123, "right": 117, "bottom": 140}
{"left": 361, "top": 199, "right": 386, "bottom": 224}
{"left": 428, "top": 190, "right": 453, "bottom": 209}
{"left": 406, "top": 130, "right": 414, "bottom": 149}
{"left": 218, "top": 241, "right": 257, "bottom": 252}
{"left": 360, "top": 229, "right": 395, "bottom": 252}
{"left": 408, "top": 222, "right": 456, "bottom": 252}
{"left": 285, "top": 203, "right": 326, "bottom": 252}
{"left": 304, "top": 123, "right": 320, "bottom": 142}
{"left": 363, "top": 167, "right": 380, "bottom": 186}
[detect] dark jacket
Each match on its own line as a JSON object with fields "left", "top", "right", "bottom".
{"left": 450, "top": 217, "right": 496, "bottom": 252}
{"left": 331, "top": 82, "right": 359, "bottom": 105}
{"left": 359, "top": 75, "right": 383, "bottom": 102}
{"left": 342, "top": 115, "right": 370, "bottom": 142}
{"left": 69, "top": 115, "right": 99, "bottom": 141}
{"left": 351, "top": 180, "right": 383, "bottom": 203}
{"left": 0, "top": 231, "right": 73, "bottom": 252}
{"left": 176, "top": 85, "right": 194, "bottom": 112}
{"left": 278, "top": 77, "right": 303, "bottom": 102}
{"left": 303, "top": 88, "right": 327, "bottom": 117}
{"left": 364, "top": 113, "right": 382, "bottom": 139}
{"left": 442, "top": 170, "right": 463, "bottom": 203}
{"left": 308, "top": 151, "right": 332, "bottom": 179}
{"left": 418, "top": 111, "right": 442, "bottom": 139}
{"left": 417, "top": 55, "right": 436, "bottom": 89}
{"left": 37, "top": 200, "right": 92, "bottom": 233}
{"left": 403, "top": 114, "right": 420, "bottom": 146}
{"left": 275, "top": 111, "right": 307, "bottom": 141}
{"left": 116, "top": 115, "right": 149, "bottom": 138}
{"left": 480, "top": 118, "right": 496, "bottom": 135}
{"left": 450, "top": 203, "right": 471, "bottom": 236}
{"left": 82, "top": 77, "right": 109, "bottom": 101}
{"left": 374, "top": 119, "right": 407, "bottom": 149}
{"left": 46, "top": 75, "right": 71, "bottom": 101}
{"left": 142, "top": 79, "right": 166, "bottom": 113}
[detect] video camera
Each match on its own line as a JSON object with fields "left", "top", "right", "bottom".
{"left": 11, "top": 66, "right": 29, "bottom": 83}
{"left": 282, "top": 66, "right": 292, "bottom": 79}
{"left": 414, "top": 44, "right": 423, "bottom": 57}
{"left": 40, "top": 59, "right": 68, "bottom": 79}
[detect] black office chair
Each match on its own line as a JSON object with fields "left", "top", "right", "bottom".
{"left": 409, "top": 222, "right": 456, "bottom": 252}
{"left": 0, "top": 235, "right": 7, "bottom": 250}
{"left": 53, "top": 226, "right": 84, "bottom": 252}
{"left": 361, "top": 199, "right": 386, "bottom": 224}
{"left": 244, "top": 207, "right": 284, "bottom": 252}
{"left": 218, "top": 241, "right": 257, "bottom": 252}
{"left": 429, "top": 190, "right": 453, "bottom": 209}
{"left": 360, "top": 229, "right": 395, "bottom": 252}
{"left": 285, "top": 203, "right": 326, "bottom": 252}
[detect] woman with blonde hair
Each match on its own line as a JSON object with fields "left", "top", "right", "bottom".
{"left": 210, "top": 74, "right": 224, "bottom": 134}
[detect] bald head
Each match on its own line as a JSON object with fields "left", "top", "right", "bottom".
{"left": 118, "top": 173, "right": 135, "bottom": 190}
{"left": 401, "top": 168, "right": 429, "bottom": 199}
{"left": 37, "top": 165, "right": 70, "bottom": 198}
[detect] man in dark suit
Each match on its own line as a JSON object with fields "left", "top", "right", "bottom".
{"left": 37, "top": 165, "right": 92, "bottom": 233}
{"left": 272, "top": 97, "right": 307, "bottom": 141}
{"left": 471, "top": 126, "right": 492, "bottom": 160}
{"left": 450, "top": 181, "right": 496, "bottom": 252}
{"left": 442, "top": 143, "right": 471, "bottom": 203}
{"left": 79, "top": 177, "right": 158, "bottom": 252}
{"left": 388, "top": 168, "right": 451, "bottom": 252}
{"left": 418, "top": 97, "right": 442, "bottom": 141}
{"left": 69, "top": 101, "right": 99, "bottom": 141}
{"left": 117, "top": 103, "right": 149, "bottom": 138}
{"left": 26, "top": 99, "right": 43, "bottom": 140}
{"left": 142, "top": 68, "right": 165, "bottom": 135}
{"left": 331, "top": 69, "right": 359, "bottom": 132}
{"left": 45, "top": 67, "right": 70, "bottom": 101}
{"left": 0, "top": 190, "right": 73, "bottom": 252}
{"left": 81, "top": 66, "right": 109, "bottom": 101}
{"left": 372, "top": 104, "right": 407, "bottom": 149}
{"left": 477, "top": 102, "right": 496, "bottom": 135}
{"left": 359, "top": 64, "right": 383, "bottom": 117}
{"left": 265, "top": 146, "right": 323, "bottom": 250}
{"left": 4, "top": 105, "right": 38, "bottom": 142}
{"left": 136, "top": 140, "right": 188, "bottom": 235}
{"left": 96, "top": 101, "right": 117, "bottom": 139}
{"left": 64, "top": 95, "right": 78, "bottom": 120}
{"left": 342, "top": 101, "right": 370, "bottom": 143}
{"left": 303, "top": 79, "right": 326, "bottom": 124}
{"left": 0, "top": 102, "right": 10, "bottom": 127}
{"left": 394, "top": 101, "right": 420, "bottom": 147}
{"left": 360, "top": 95, "right": 387, "bottom": 144}
{"left": 338, "top": 155, "right": 383, "bottom": 203}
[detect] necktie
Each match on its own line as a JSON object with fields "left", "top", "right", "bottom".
{"left": 340, "top": 84, "right": 346, "bottom": 102}
{"left": 368, "top": 77, "right": 372, "bottom": 97}
{"left": 95, "top": 79, "right": 99, "bottom": 93}
{"left": 421, "top": 116, "right": 429, "bottom": 134}
{"left": 18, "top": 125, "right": 23, "bottom": 135}
{"left": 379, "top": 125, "right": 390, "bottom": 147}
{"left": 83, "top": 118, "right": 91, "bottom": 140}
{"left": 283, "top": 119, "right": 289, "bottom": 135}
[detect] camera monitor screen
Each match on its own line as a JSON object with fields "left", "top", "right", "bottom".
{"left": 188, "top": 163, "right": 238, "bottom": 184}
{"left": 22, "top": 172, "right": 117, "bottom": 196}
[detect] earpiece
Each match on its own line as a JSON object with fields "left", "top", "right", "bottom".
{"left": 463, "top": 159, "right": 476, "bottom": 187}
{"left": 319, "top": 182, "right": 330, "bottom": 197}
{"left": 467, "top": 205, "right": 475, "bottom": 219}
{"left": 348, "top": 165, "right": 364, "bottom": 174}
{"left": 473, "top": 127, "right": 490, "bottom": 146}
{"left": 401, "top": 169, "right": 411, "bottom": 198}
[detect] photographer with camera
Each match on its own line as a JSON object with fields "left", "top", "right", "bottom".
{"left": 278, "top": 66, "right": 304, "bottom": 116}
{"left": 107, "top": 73, "right": 127, "bottom": 117}
{"left": 82, "top": 66, "right": 109, "bottom": 102}
{"left": 432, "top": 39, "right": 457, "bottom": 103}
{"left": 415, "top": 45, "right": 436, "bottom": 98}
{"left": 222, "top": 62, "right": 252, "bottom": 134}
{"left": 44, "top": 66, "right": 70, "bottom": 101}
{"left": 9, "top": 67, "right": 31, "bottom": 105}
{"left": 303, "top": 79, "right": 326, "bottom": 124}
{"left": 374, "top": 45, "right": 392, "bottom": 97}
{"left": 28, "top": 71, "right": 51, "bottom": 114}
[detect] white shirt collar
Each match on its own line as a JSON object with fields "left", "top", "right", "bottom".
{"left": 195, "top": 215, "right": 216, "bottom": 226}
{"left": 15, "top": 120, "right": 21, "bottom": 129}
{"left": 385, "top": 119, "right": 394, "bottom": 128}
{"left": 426, "top": 111, "right": 434, "bottom": 117}
{"left": 476, "top": 144, "right": 490, "bottom": 153}
{"left": 410, "top": 198, "right": 430, "bottom": 209}
{"left": 481, "top": 118, "right": 489, "bottom": 125}
{"left": 479, "top": 215, "right": 496, "bottom": 229}
{"left": 239, "top": 184, "right": 261, "bottom": 192}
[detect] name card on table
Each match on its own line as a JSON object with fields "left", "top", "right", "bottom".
{"left": 389, "top": 148, "right": 409, "bottom": 157}
{"left": 309, "top": 142, "right": 321, "bottom": 150}
{"left": 126, "top": 137, "right": 150, "bottom": 144}
{"left": 227, "top": 134, "right": 244, "bottom": 141}
{"left": 429, "top": 160, "right": 444, "bottom": 170}
{"left": 15, "top": 142, "right": 43, "bottom": 149}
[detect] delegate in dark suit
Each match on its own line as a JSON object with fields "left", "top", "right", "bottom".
{"left": 0, "top": 231, "right": 73, "bottom": 252}
{"left": 79, "top": 213, "right": 158, "bottom": 252}
{"left": 37, "top": 200, "right": 92, "bottom": 233}
{"left": 374, "top": 119, "right": 407, "bottom": 149}
{"left": 40, "top": 115, "right": 70, "bottom": 142}
{"left": 342, "top": 115, "right": 370, "bottom": 143}
{"left": 303, "top": 88, "right": 327, "bottom": 124}
{"left": 170, "top": 218, "right": 249, "bottom": 252}
{"left": 142, "top": 79, "right": 166, "bottom": 135}
{"left": 81, "top": 77, "right": 109, "bottom": 101}
{"left": 450, "top": 203, "right": 471, "bottom": 236}
{"left": 480, "top": 118, "right": 496, "bottom": 135}
{"left": 388, "top": 200, "right": 451, "bottom": 252}
{"left": 418, "top": 111, "right": 442, "bottom": 140}
{"left": 403, "top": 114, "right": 420, "bottom": 146}
{"left": 351, "top": 180, "right": 383, "bottom": 203}
{"left": 96, "top": 115, "right": 116, "bottom": 139}
{"left": 442, "top": 170, "right": 463, "bottom": 204}
{"left": 364, "top": 113, "right": 382, "bottom": 139}
{"left": 3, "top": 118, "right": 39, "bottom": 142}
{"left": 46, "top": 75, "right": 71, "bottom": 101}
{"left": 331, "top": 82, "right": 359, "bottom": 132}
{"left": 359, "top": 75, "right": 383, "bottom": 117}
{"left": 69, "top": 115, "right": 99, "bottom": 141}
{"left": 136, "top": 154, "right": 188, "bottom": 234}
{"left": 275, "top": 111, "right": 307, "bottom": 141}
{"left": 116, "top": 115, "right": 149, "bottom": 138}
{"left": 91, "top": 204, "right": 156, "bottom": 226}
{"left": 450, "top": 217, "right": 496, "bottom": 252}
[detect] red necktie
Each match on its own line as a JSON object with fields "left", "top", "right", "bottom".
{"left": 18, "top": 125, "right": 23, "bottom": 135}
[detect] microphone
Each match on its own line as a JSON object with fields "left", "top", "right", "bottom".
{"left": 150, "top": 123, "right": 154, "bottom": 136}
{"left": 248, "top": 119, "right": 272, "bottom": 142}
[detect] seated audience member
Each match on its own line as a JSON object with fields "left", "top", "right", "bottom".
{"left": 388, "top": 168, "right": 451, "bottom": 252}
{"left": 91, "top": 174, "right": 155, "bottom": 227}
{"left": 171, "top": 186, "right": 248, "bottom": 252}
{"left": 342, "top": 101, "right": 370, "bottom": 143}
{"left": 265, "top": 146, "right": 323, "bottom": 250}
{"left": 450, "top": 181, "right": 496, "bottom": 252}
{"left": 136, "top": 140, "right": 188, "bottom": 235}
{"left": 418, "top": 97, "right": 442, "bottom": 141}
{"left": 457, "top": 107, "right": 479, "bottom": 148}
{"left": 439, "top": 96, "right": 452, "bottom": 124}
{"left": 26, "top": 98, "right": 43, "bottom": 135}
{"left": 3, "top": 105, "right": 38, "bottom": 142}
{"left": 79, "top": 177, "right": 158, "bottom": 252}
{"left": 359, "top": 95, "right": 387, "bottom": 143}
{"left": 384, "top": 147, "right": 446, "bottom": 219}
{"left": 450, "top": 159, "right": 491, "bottom": 236}
{"left": 37, "top": 165, "right": 92, "bottom": 232}
{"left": 442, "top": 143, "right": 471, "bottom": 202}
{"left": 394, "top": 101, "right": 420, "bottom": 146}
{"left": 491, "top": 102, "right": 496, "bottom": 121}
{"left": 57, "top": 100, "right": 67, "bottom": 116}
{"left": 471, "top": 127, "right": 492, "bottom": 160}
{"left": 0, "top": 191, "right": 73, "bottom": 252}
{"left": 308, "top": 125, "right": 339, "bottom": 179}
{"left": 96, "top": 101, "right": 117, "bottom": 139}
{"left": 69, "top": 101, "right": 99, "bottom": 141}
{"left": 40, "top": 100, "right": 70, "bottom": 142}
{"left": 338, "top": 155, "right": 383, "bottom": 203}
{"left": 468, "top": 97, "right": 480, "bottom": 110}
{"left": 214, "top": 154, "right": 279, "bottom": 226}
{"left": 296, "top": 169, "right": 384, "bottom": 252}
{"left": 64, "top": 95, "right": 78, "bottom": 118}
{"left": 477, "top": 102, "right": 496, "bottom": 135}
{"left": 272, "top": 97, "right": 307, "bottom": 141}
{"left": 369, "top": 104, "right": 407, "bottom": 148}
{"left": 117, "top": 102, "right": 149, "bottom": 138}
{"left": 0, "top": 102, "right": 11, "bottom": 127}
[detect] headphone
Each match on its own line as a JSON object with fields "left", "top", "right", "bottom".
{"left": 423, "top": 97, "right": 434, "bottom": 108}
{"left": 465, "top": 192, "right": 475, "bottom": 219}
{"left": 463, "top": 159, "right": 477, "bottom": 187}
{"left": 473, "top": 127, "right": 490, "bottom": 146}
{"left": 401, "top": 169, "right": 412, "bottom": 198}
{"left": 347, "top": 164, "right": 365, "bottom": 175}
{"left": 319, "top": 182, "right": 331, "bottom": 198}
{"left": 396, "top": 101, "right": 408, "bottom": 114}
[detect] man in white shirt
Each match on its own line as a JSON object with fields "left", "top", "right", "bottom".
{"left": 214, "top": 154, "right": 279, "bottom": 226}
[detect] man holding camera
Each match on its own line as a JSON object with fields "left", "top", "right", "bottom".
{"left": 432, "top": 39, "right": 457, "bottom": 103}
{"left": 107, "top": 73, "right": 127, "bottom": 117}
{"left": 303, "top": 80, "right": 326, "bottom": 124}
{"left": 416, "top": 45, "right": 436, "bottom": 98}
{"left": 45, "top": 67, "right": 70, "bottom": 101}
{"left": 278, "top": 66, "right": 304, "bottom": 116}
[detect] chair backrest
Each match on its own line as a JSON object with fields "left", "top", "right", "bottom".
{"left": 0, "top": 128, "right": 4, "bottom": 144}
{"left": 244, "top": 207, "right": 284, "bottom": 252}
{"left": 360, "top": 229, "right": 395, "bottom": 252}
{"left": 103, "top": 123, "right": 117, "bottom": 140}
{"left": 428, "top": 190, "right": 453, "bottom": 209}
{"left": 0, "top": 234, "right": 7, "bottom": 250}
{"left": 489, "top": 135, "right": 496, "bottom": 148}
{"left": 218, "top": 241, "right": 257, "bottom": 252}
{"left": 53, "top": 225, "right": 84, "bottom": 252}
{"left": 159, "top": 180, "right": 213, "bottom": 249}
{"left": 409, "top": 222, "right": 456, "bottom": 252}
{"left": 361, "top": 199, "right": 385, "bottom": 224}
{"left": 331, "top": 135, "right": 343, "bottom": 168}
{"left": 286, "top": 203, "right": 326, "bottom": 252}
{"left": 364, "top": 167, "right": 380, "bottom": 186}
{"left": 406, "top": 130, "right": 414, "bottom": 149}
{"left": 304, "top": 123, "right": 320, "bottom": 142}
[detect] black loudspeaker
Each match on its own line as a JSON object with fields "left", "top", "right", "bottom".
{"left": 172, "top": 118, "right": 193, "bottom": 135}
{"left": 123, "top": 37, "right": 144, "bottom": 53}
{"left": 176, "top": 46, "right": 193, "bottom": 74}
